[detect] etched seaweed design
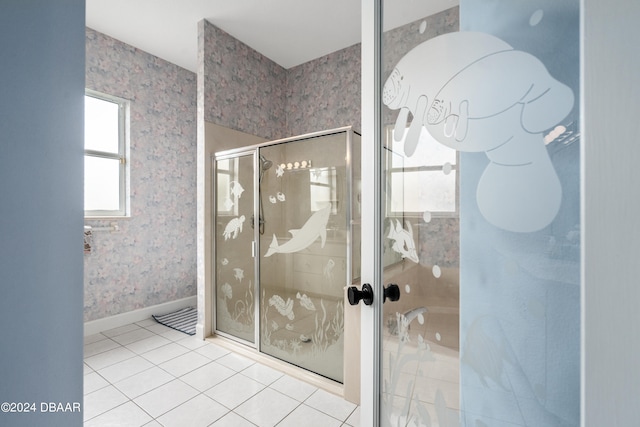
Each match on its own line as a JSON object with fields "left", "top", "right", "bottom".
{"left": 261, "top": 291, "right": 344, "bottom": 359}
{"left": 223, "top": 280, "right": 253, "bottom": 326}
{"left": 382, "top": 311, "right": 457, "bottom": 427}
{"left": 311, "top": 299, "right": 344, "bottom": 355}
{"left": 261, "top": 290, "right": 272, "bottom": 345}
{"left": 217, "top": 278, "right": 254, "bottom": 336}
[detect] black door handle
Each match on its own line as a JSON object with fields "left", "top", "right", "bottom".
{"left": 347, "top": 283, "right": 400, "bottom": 306}
{"left": 347, "top": 283, "right": 374, "bottom": 306}
{"left": 384, "top": 283, "right": 400, "bottom": 303}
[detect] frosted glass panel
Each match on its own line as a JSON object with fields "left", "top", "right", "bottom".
{"left": 378, "top": 1, "right": 580, "bottom": 426}
{"left": 215, "top": 154, "right": 255, "bottom": 343}
{"left": 458, "top": 1, "right": 581, "bottom": 425}
{"left": 259, "top": 132, "right": 349, "bottom": 382}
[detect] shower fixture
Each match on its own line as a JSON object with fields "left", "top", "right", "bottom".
{"left": 257, "top": 153, "right": 272, "bottom": 234}
{"left": 259, "top": 154, "right": 273, "bottom": 181}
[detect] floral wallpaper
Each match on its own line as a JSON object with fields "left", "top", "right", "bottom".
{"left": 285, "top": 43, "right": 361, "bottom": 135}
{"left": 200, "top": 21, "right": 287, "bottom": 141}
{"left": 200, "top": 20, "right": 362, "bottom": 140}
{"left": 84, "top": 28, "right": 197, "bottom": 322}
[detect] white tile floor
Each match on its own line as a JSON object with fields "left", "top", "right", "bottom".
{"left": 84, "top": 318, "right": 360, "bottom": 427}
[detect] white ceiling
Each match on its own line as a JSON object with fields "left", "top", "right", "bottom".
{"left": 86, "top": 0, "right": 458, "bottom": 72}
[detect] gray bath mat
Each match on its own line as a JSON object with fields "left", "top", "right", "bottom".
{"left": 152, "top": 307, "right": 197, "bottom": 336}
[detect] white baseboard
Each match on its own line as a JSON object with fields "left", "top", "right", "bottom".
{"left": 84, "top": 296, "right": 197, "bottom": 336}
{"left": 195, "top": 323, "right": 205, "bottom": 341}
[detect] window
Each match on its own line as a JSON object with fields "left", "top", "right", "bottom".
{"left": 386, "top": 125, "right": 458, "bottom": 217}
{"left": 216, "top": 157, "right": 240, "bottom": 217}
{"left": 309, "top": 167, "right": 338, "bottom": 213}
{"left": 84, "top": 90, "right": 129, "bottom": 217}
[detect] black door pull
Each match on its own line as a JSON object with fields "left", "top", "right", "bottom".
{"left": 347, "top": 283, "right": 374, "bottom": 306}
{"left": 347, "top": 283, "right": 400, "bottom": 306}
{"left": 384, "top": 283, "right": 400, "bottom": 303}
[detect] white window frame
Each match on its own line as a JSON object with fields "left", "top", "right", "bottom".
{"left": 84, "top": 89, "right": 130, "bottom": 218}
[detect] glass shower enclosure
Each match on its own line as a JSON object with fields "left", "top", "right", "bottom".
{"left": 213, "top": 127, "right": 361, "bottom": 383}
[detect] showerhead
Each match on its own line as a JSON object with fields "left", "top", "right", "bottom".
{"left": 260, "top": 154, "right": 273, "bottom": 171}
{"left": 257, "top": 153, "right": 272, "bottom": 233}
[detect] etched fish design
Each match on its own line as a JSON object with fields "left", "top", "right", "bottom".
{"left": 233, "top": 268, "right": 244, "bottom": 282}
{"left": 387, "top": 219, "right": 419, "bottom": 263}
{"left": 276, "top": 165, "right": 284, "bottom": 177}
{"left": 264, "top": 205, "right": 331, "bottom": 257}
{"left": 223, "top": 197, "right": 234, "bottom": 210}
{"left": 223, "top": 215, "right": 245, "bottom": 240}
{"left": 268, "top": 295, "right": 295, "bottom": 320}
{"left": 229, "top": 181, "right": 245, "bottom": 199}
{"left": 296, "top": 292, "right": 316, "bottom": 311}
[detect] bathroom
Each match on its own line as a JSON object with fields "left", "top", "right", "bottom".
{"left": 4, "top": 0, "right": 637, "bottom": 426}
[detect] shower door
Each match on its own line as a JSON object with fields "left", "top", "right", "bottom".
{"left": 214, "top": 151, "right": 257, "bottom": 344}
{"left": 358, "top": 1, "right": 581, "bottom": 426}
{"left": 213, "top": 128, "right": 358, "bottom": 383}
{"left": 258, "top": 131, "right": 354, "bottom": 383}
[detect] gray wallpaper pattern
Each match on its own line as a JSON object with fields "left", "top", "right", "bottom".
{"left": 200, "top": 20, "right": 362, "bottom": 140}
{"left": 200, "top": 21, "right": 287, "bottom": 140}
{"left": 285, "top": 43, "right": 362, "bottom": 135}
{"left": 84, "top": 28, "right": 198, "bottom": 322}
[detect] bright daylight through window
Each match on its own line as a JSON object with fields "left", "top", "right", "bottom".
{"left": 84, "top": 91, "right": 128, "bottom": 217}
{"left": 386, "top": 126, "right": 458, "bottom": 217}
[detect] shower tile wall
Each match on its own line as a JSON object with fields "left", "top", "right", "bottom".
{"left": 84, "top": 28, "right": 197, "bottom": 322}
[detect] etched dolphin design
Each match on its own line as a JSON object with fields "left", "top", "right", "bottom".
{"left": 264, "top": 205, "right": 331, "bottom": 257}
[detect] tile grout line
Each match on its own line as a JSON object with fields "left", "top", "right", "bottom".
{"left": 84, "top": 321, "right": 360, "bottom": 426}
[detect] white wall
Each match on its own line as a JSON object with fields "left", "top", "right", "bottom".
{"left": 0, "top": 1, "right": 85, "bottom": 426}
{"left": 582, "top": 0, "right": 640, "bottom": 424}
